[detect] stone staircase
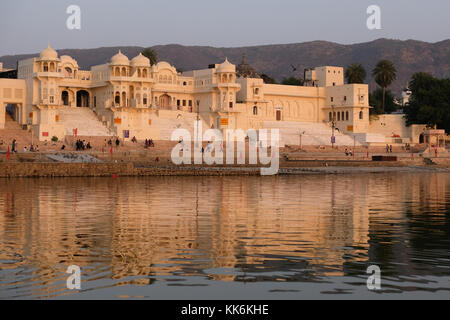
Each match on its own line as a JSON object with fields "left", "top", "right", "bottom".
{"left": 58, "top": 107, "right": 113, "bottom": 137}
{"left": 0, "top": 112, "right": 32, "bottom": 151}
{"left": 263, "top": 121, "right": 361, "bottom": 146}
{"left": 153, "top": 112, "right": 209, "bottom": 140}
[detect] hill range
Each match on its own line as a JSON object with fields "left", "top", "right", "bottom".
{"left": 1, "top": 38, "right": 449, "bottom": 96}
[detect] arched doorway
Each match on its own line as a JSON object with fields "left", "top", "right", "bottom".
{"left": 76, "top": 90, "right": 90, "bottom": 107}
{"left": 159, "top": 94, "right": 171, "bottom": 110}
{"left": 61, "top": 91, "right": 69, "bottom": 106}
{"left": 5, "top": 104, "right": 20, "bottom": 122}
{"left": 419, "top": 133, "right": 425, "bottom": 144}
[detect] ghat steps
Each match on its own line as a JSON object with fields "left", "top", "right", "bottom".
{"left": 0, "top": 113, "right": 32, "bottom": 150}
{"left": 155, "top": 113, "right": 208, "bottom": 140}
{"left": 264, "top": 121, "right": 361, "bottom": 146}
{"left": 58, "top": 107, "right": 113, "bottom": 137}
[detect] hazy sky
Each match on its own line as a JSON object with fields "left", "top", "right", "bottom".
{"left": 0, "top": 0, "right": 449, "bottom": 56}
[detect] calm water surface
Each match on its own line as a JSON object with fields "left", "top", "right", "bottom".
{"left": 0, "top": 173, "right": 450, "bottom": 299}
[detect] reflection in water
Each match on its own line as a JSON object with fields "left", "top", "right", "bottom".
{"left": 0, "top": 173, "right": 449, "bottom": 299}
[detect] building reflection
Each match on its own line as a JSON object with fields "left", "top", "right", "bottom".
{"left": 0, "top": 173, "right": 449, "bottom": 297}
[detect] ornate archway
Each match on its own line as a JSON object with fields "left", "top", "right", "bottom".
{"left": 159, "top": 94, "right": 171, "bottom": 110}
{"left": 76, "top": 90, "right": 90, "bottom": 107}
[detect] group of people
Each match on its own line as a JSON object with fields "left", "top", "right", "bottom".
{"left": 104, "top": 138, "right": 121, "bottom": 148}
{"left": 144, "top": 139, "right": 155, "bottom": 148}
{"left": 344, "top": 148, "right": 353, "bottom": 156}
{"left": 10, "top": 139, "right": 40, "bottom": 152}
{"left": 22, "top": 144, "right": 40, "bottom": 152}
{"left": 386, "top": 144, "right": 394, "bottom": 153}
{"left": 75, "top": 139, "right": 92, "bottom": 151}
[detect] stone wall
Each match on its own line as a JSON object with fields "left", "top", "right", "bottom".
{"left": 0, "top": 162, "right": 135, "bottom": 177}
{"left": 0, "top": 162, "right": 260, "bottom": 178}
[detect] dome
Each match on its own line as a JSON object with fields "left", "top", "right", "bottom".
{"left": 40, "top": 45, "right": 58, "bottom": 60}
{"left": 236, "top": 53, "right": 260, "bottom": 79}
{"left": 217, "top": 58, "right": 235, "bottom": 73}
{"left": 60, "top": 55, "right": 79, "bottom": 68}
{"left": 151, "top": 61, "right": 176, "bottom": 73}
{"left": 131, "top": 53, "right": 150, "bottom": 67}
{"left": 155, "top": 61, "right": 172, "bottom": 69}
{"left": 110, "top": 50, "right": 130, "bottom": 65}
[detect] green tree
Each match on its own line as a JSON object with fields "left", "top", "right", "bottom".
{"left": 345, "top": 63, "right": 366, "bottom": 84}
{"left": 404, "top": 72, "right": 450, "bottom": 132}
{"left": 281, "top": 77, "right": 304, "bottom": 86}
{"left": 372, "top": 59, "right": 397, "bottom": 114}
{"left": 141, "top": 48, "right": 158, "bottom": 66}
{"left": 369, "top": 88, "right": 398, "bottom": 114}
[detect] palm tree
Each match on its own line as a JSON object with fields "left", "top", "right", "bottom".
{"left": 345, "top": 63, "right": 366, "bottom": 84}
{"left": 141, "top": 48, "right": 158, "bottom": 66}
{"left": 372, "top": 60, "right": 397, "bottom": 113}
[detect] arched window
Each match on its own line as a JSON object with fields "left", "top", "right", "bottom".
{"left": 121, "top": 67, "right": 127, "bottom": 77}
{"left": 253, "top": 106, "right": 258, "bottom": 115}
{"left": 346, "top": 111, "right": 349, "bottom": 121}
{"left": 143, "top": 69, "right": 147, "bottom": 78}
{"left": 64, "top": 67, "right": 72, "bottom": 77}
{"left": 341, "top": 112, "right": 345, "bottom": 121}
{"left": 137, "top": 69, "right": 141, "bottom": 77}
{"left": 337, "top": 112, "right": 341, "bottom": 121}
{"left": 359, "top": 111, "right": 363, "bottom": 120}
{"left": 329, "top": 112, "right": 332, "bottom": 122}
{"left": 115, "top": 92, "right": 120, "bottom": 105}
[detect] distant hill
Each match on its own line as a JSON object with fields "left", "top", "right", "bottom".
{"left": 1, "top": 38, "right": 449, "bottom": 96}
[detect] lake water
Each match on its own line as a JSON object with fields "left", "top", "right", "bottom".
{"left": 0, "top": 173, "right": 449, "bottom": 299}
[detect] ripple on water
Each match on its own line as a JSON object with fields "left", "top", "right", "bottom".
{"left": 0, "top": 173, "right": 449, "bottom": 298}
